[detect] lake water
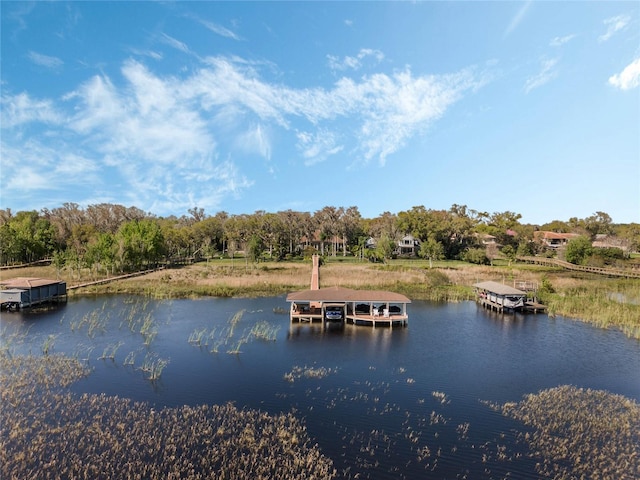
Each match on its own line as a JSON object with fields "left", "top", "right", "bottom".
{"left": 2, "top": 295, "right": 639, "bottom": 479}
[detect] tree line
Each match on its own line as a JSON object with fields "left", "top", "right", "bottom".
{"left": 1, "top": 203, "right": 638, "bottom": 274}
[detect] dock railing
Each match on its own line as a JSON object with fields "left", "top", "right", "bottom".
{"left": 516, "top": 256, "right": 640, "bottom": 279}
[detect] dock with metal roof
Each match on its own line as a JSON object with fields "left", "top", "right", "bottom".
{"left": 473, "top": 280, "right": 545, "bottom": 313}
{"left": 287, "top": 255, "right": 411, "bottom": 328}
{"left": 0, "top": 277, "right": 67, "bottom": 311}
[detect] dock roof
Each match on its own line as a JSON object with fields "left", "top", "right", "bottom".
{"left": 286, "top": 286, "right": 411, "bottom": 304}
{"left": 0, "top": 277, "right": 64, "bottom": 289}
{"left": 473, "top": 281, "right": 526, "bottom": 296}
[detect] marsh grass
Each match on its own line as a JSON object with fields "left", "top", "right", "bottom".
{"left": 98, "top": 341, "right": 124, "bottom": 361}
{"left": 188, "top": 310, "right": 280, "bottom": 354}
{"left": 250, "top": 321, "right": 279, "bottom": 341}
{"left": 495, "top": 386, "right": 640, "bottom": 478}
{"left": 139, "top": 353, "right": 170, "bottom": 381}
{"left": 41, "top": 334, "right": 57, "bottom": 355}
{"left": 541, "top": 278, "right": 640, "bottom": 338}
{"left": 70, "top": 308, "right": 109, "bottom": 338}
{"left": 188, "top": 327, "right": 208, "bottom": 346}
{"left": 0, "top": 352, "right": 335, "bottom": 479}
{"left": 123, "top": 350, "right": 137, "bottom": 366}
{"left": 0, "top": 326, "right": 31, "bottom": 357}
{"left": 283, "top": 365, "right": 338, "bottom": 383}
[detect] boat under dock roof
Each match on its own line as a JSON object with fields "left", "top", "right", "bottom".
{"left": 286, "top": 286, "right": 411, "bottom": 328}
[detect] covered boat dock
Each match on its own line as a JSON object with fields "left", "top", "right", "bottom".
{"left": 0, "top": 277, "right": 67, "bottom": 311}
{"left": 286, "top": 286, "right": 411, "bottom": 328}
{"left": 474, "top": 280, "right": 545, "bottom": 313}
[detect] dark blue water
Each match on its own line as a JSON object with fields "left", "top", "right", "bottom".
{"left": 2, "top": 296, "right": 639, "bottom": 479}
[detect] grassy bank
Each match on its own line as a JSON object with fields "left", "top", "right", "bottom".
{"left": 2, "top": 258, "right": 639, "bottom": 339}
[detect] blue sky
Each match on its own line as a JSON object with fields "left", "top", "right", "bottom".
{"left": 1, "top": 1, "right": 639, "bottom": 225}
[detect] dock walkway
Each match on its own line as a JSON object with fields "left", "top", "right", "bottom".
{"left": 310, "top": 254, "right": 320, "bottom": 290}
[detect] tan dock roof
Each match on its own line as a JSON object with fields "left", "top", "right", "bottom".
{"left": 0, "top": 277, "right": 64, "bottom": 289}
{"left": 473, "top": 281, "right": 525, "bottom": 296}
{"left": 286, "top": 286, "right": 411, "bottom": 303}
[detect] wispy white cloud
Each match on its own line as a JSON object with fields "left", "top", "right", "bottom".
{"left": 197, "top": 18, "right": 242, "bottom": 41}
{"left": 598, "top": 14, "right": 630, "bottom": 42}
{"left": 0, "top": 138, "right": 101, "bottom": 205}
{"left": 1, "top": 92, "right": 63, "bottom": 128}
{"left": 130, "top": 48, "right": 163, "bottom": 61}
{"left": 191, "top": 56, "right": 482, "bottom": 165}
{"left": 296, "top": 129, "right": 344, "bottom": 166}
{"left": 549, "top": 34, "right": 576, "bottom": 47}
{"left": 5, "top": 2, "right": 35, "bottom": 40}
{"left": 27, "top": 51, "right": 64, "bottom": 70}
{"left": 235, "top": 124, "right": 272, "bottom": 160}
{"left": 608, "top": 58, "right": 640, "bottom": 90}
{"left": 327, "top": 49, "right": 384, "bottom": 72}
{"left": 1, "top": 54, "right": 484, "bottom": 212}
{"left": 524, "top": 57, "right": 558, "bottom": 93}
{"left": 159, "top": 33, "right": 191, "bottom": 54}
{"left": 504, "top": 1, "right": 533, "bottom": 38}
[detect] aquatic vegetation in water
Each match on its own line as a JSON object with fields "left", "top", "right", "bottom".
{"left": 0, "top": 325, "right": 31, "bottom": 357}
{"left": 0, "top": 353, "right": 336, "bottom": 479}
{"left": 187, "top": 310, "right": 280, "bottom": 354}
{"left": 123, "top": 349, "right": 137, "bottom": 366}
{"left": 490, "top": 385, "right": 640, "bottom": 478}
{"left": 283, "top": 365, "right": 339, "bottom": 383}
{"left": 98, "top": 341, "right": 124, "bottom": 361}
{"left": 41, "top": 334, "right": 57, "bottom": 355}
{"left": 432, "top": 391, "right": 450, "bottom": 405}
{"left": 139, "top": 352, "right": 170, "bottom": 381}
{"left": 188, "top": 327, "right": 208, "bottom": 346}
{"left": 250, "top": 320, "right": 280, "bottom": 341}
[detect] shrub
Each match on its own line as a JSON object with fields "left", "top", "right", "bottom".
{"left": 565, "top": 236, "right": 593, "bottom": 265}
{"left": 464, "top": 248, "right": 489, "bottom": 265}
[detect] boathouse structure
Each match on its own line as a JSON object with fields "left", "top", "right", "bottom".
{"left": 474, "top": 280, "right": 545, "bottom": 313}
{"left": 474, "top": 281, "right": 526, "bottom": 312}
{"left": 287, "top": 286, "right": 410, "bottom": 328}
{"left": 0, "top": 277, "right": 67, "bottom": 311}
{"left": 286, "top": 255, "right": 410, "bottom": 328}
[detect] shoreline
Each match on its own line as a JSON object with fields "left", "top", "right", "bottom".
{"left": 2, "top": 259, "right": 639, "bottom": 339}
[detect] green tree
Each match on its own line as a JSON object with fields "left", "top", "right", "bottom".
{"left": 419, "top": 237, "right": 444, "bottom": 268}
{"left": 1, "top": 211, "right": 56, "bottom": 264}
{"left": 246, "top": 234, "right": 264, "bottom": 264}
{"left": 614, "top": 223, "right": 640, "bottom": 252}
{"left": 375, "top": 233, "right": 396, "bottom": 263}
{"left": 565, "top": 236, "right": 593, "bottom": 265}
{"left": 501, "top": 244, "right": 517, "bottom": 266}
{"left": 464, "top": 247, "right": 489, "bottom": 265}
{"left": 584, "top": 211, "right": 613, "bottom": 237}
{"left": 116, "top": 219, "right": 164, "bottom": 271}
{"left": 516, "top": 240, "right": 535, "bottom": 257}
{"left": 397, "top": 205, "right": 478, "bottom": 260}
{"left": 85, "top": 233, "right": 117, "bottom": 276}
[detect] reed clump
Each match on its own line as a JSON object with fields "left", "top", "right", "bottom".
{"left": 494, "top": 385, "right": 640, "bottom": 478}
{"left": 0, "top": 352, "right": 336, "bottom": 480}
{"left": 188, "top": 310, "right": 280, "bottom": 354}
{"left": 138, "top": 353, "right": 170, "bottom": 381}
{"left": 284, "top": 365, "right": 338, "bottom": 383}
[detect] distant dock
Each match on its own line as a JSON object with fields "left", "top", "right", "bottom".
{"left": 0, "top": 277, "right": 67, "bottom": 311}
{"left": 474, "top": 280, "right": 546, "bottom": 314}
